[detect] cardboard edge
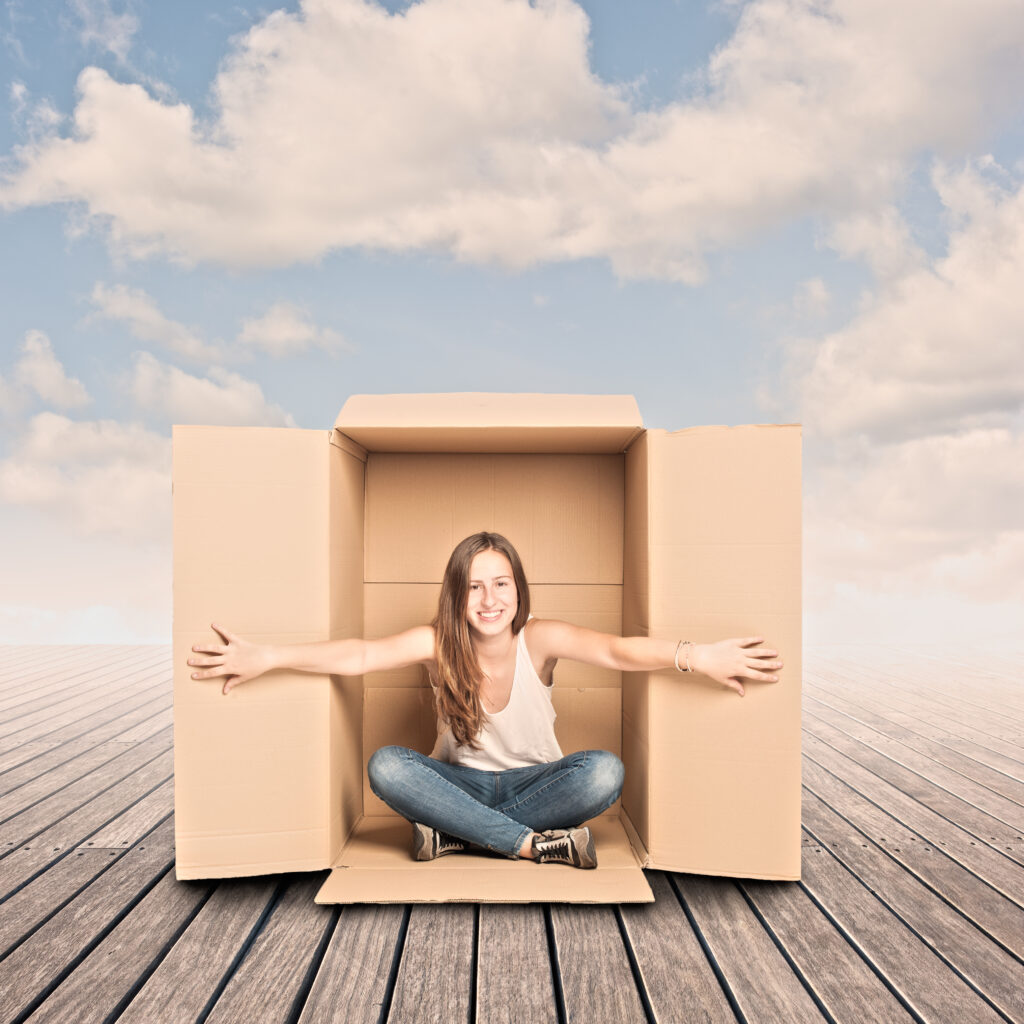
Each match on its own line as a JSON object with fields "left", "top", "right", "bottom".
{"left": 619, "top": 807, "right": 651, "bottom": 868}
{"left": 329, "top": 428, "right": 368, "bottom": 462}
{"left": 641, "top": 859, "right": 801, "bottom": 882}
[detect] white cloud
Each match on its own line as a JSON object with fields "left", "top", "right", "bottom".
{"left": 792, "top": 277, "right": 830, "bottom": 320}
{"left": 0, "top": 411, "right": 170, "bottom": 538}
{"left": 795, "top": 163, "right": 1024, "bottom": 442}
{"left": 11, "top": 329, "right": 92, "bottom": 409}
{"left": 792, "top": 162, "right": 1024, "bottom": 643}
{"left": 2, "top": 0, "right": 1022, "bottom": 278}
{"left": 125, "top": 351, "right": 296, "bottom": 427}
{"left": 90, "top": 283, "right": 227, "bottom": 362}
{"left": 69, "top": 0, "right": 139, "bottom": 63}
{"left": 237, "top": 301, "right": 351, "bottom": 356}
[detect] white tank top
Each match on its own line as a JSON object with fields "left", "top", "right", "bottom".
{"left": 430, "top": 625, "right": 564, "bottom": 770}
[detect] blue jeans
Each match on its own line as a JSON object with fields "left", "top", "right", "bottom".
{"left": 367, "top": 746, "right": 625, "bottom": 857}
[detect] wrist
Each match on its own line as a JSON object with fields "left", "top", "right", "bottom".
{"left": 688, "top": 643, "right": 708, "bottom": 676}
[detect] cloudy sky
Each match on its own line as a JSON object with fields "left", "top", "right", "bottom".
{"left": 1, "top": 0, "right": 1022, "bottom": 646}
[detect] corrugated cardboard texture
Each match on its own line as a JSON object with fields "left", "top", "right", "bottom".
{"left": 364, "top": 454, "right": 623, "bottom": 584}
{"left": 363, "top": 583, "right": 622, "bottom": 688}
{"left": 360, "top": 687, "right": 622, "bottom": 817}
{"left": 328, "top": 443, "right": 366, "bottom": 863}
{"left": 638, "top": 425, "right": 802, "bottom": 879}
{"left": 315, "top": 815, "right": 652, "bottom": 904}
{"left": 335, "top": 392, "right": 643, "bottom": 453}
{"left": 173, "top": 427, "right": 336, "bottom": 878}
{"left": 621, "top": 432, "right": 651, "bottom": 849}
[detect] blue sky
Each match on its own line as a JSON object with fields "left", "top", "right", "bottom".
{"left": 1, "top": 0, "right": 1022, "bottom": 645}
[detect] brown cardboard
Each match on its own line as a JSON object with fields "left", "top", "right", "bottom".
{"left": 173, "top": 395, "right": 802, "bottom": 902}
{"left": 315, "top": 815, "right": 650, "bottom": 904}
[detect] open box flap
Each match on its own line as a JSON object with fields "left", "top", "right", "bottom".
{"left": 334, "top": 393, "right": 644, "bottom": 453}
{"left": 314, "top": 816, "right": 653, "bottom": 904}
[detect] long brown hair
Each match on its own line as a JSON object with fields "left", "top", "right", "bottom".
{"left": 432, "top": 532, "right": 531, "bottom": 749}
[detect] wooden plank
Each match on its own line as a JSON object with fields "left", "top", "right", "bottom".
{"left": 825, "top": 650, "right": 1024, "bottom": 720}
{"left": 0, "top": 818, "right": 175, "bottom": 957}
{"left": 801, "top": 735, "right": 1024, "bottom": 901}
{"left": 550, "top": 903, "right": 647, "bottom": 1024}
{"left": 0, "top": 695, "right": 170, "bottom": 799}
{"left": 389, "top": 904, "right": 475, "bottom": 1023}
{"left": 674, "top": 875, "right": 827, "bottom": 1024}
{"left": 0, "top": 748, "right": 172, "bottom": 898}
{"left": 0, "top": 664, "right": 169, "bottom": 752}
{"left": 803, "top": 726, "right": 1024, "bottom": 867}
{"left": 81, "top": 779, "right": 174, "bottom": 849}
{"left": 808, "top": 667, "right": 1024, "bottom": 772}
{"left": 477, "top": 904, "right": 558, "bottom": 1024}
{"left": 115, "top": 705, "right": 174, "bottom": 745}
{"left": 799, "top": 834, "right": 1007, "bottom": 1023}
{"left": 0, "top": 819, "right": 179, "bottom": 1023}
{"left": 0, "top": 648, "right": 163, "bottom": 717}
{"left": 0, "top": 849, "right": 126, "bottom": 957}
{"left": 619, "top": 871, "right": 736, "bottom": 1023}
{"left": 21, "top": 869, "right": 209, "bottom": 1024}
{"left": 802, "top": 759, "right": 1024, "bottom": 954}
{"left": 298, "top": 904, "right": 405, "bottom": 1024}
{"left": 0, "top": 739, "right": 61, "bottom": 777}
{"left": 804, "top": 703, "right": 1024, "bottom": 831}
{"left": 0, "top": 740, "right": 143, "bottom": 820}
{"left": 801, "top": 799, "right": 1024, "bottom": 1022}
{"left": 0, "top": 646, "right": 120, "bottom": 699}
{"left": 803, "top": 681, "right": 1024, "bottom": 806}
{"left": 740, "top": 875, "right": 917, "bottom": 1024}
{"left": 0, "top": 727, "right": 172, "bottom": 852}
{"left": 205, "top": 875, "right": 334, "bottom": 1024}
{"left": 0, "top": 646, "right": 94, "bottom": 689}
{"left": 0, "top": 683, "right": 170, "bottom": 777}
{"left": 116, "top": 878, "right": 279, "bottom": 1024}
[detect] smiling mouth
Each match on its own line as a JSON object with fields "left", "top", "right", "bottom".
{"left": 477, "top": 611, "right": 503, "bottom": 621}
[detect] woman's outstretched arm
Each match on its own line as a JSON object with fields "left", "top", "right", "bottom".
{"left": 525, "top": 619, "right": 782, "bottom": 697}
{"left": 188, "top": 623, "right": 435, "bottom": 695}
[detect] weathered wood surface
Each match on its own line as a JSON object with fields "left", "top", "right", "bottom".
{"left": 0, "top": 644, "right": 1022, "bottom": 1024}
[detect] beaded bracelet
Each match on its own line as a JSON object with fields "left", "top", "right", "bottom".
{"left": 674, "top": 639, "right": 694, "bottom": 673}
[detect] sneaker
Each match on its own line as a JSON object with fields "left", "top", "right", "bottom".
{"left": 412, "top": 822, "right": 468, "bottom": 861}
{"left": 532, "top": 827, "right": 597, "bottom": 869}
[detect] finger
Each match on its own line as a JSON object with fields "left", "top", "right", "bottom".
{"left": 187, "top": 656, "right": 221, "bottom": 668}
{"left": 223, "top": 676, "right": 242, "bottom": 695}
{"left": 211, "top": 623, "right": 236, "bottom": 644}
{"left": 745, "top": 658, "right": 782, "bottom": 671}
{"left": 191, "top": 667, "right": 228, "bottom": 680}
{"left": 742, "top": 668, "right": 779, "bottom": 682}
{"left": 739, "top": 636, "right": 765, "bottom": 648}
{"left": 745, "top": 648, "right": 778, "bottom": 659}
{"left": 191, "top": 643, "right": 226, "bottom": 655}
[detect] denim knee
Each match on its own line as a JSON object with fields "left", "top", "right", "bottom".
{"left": 586, "top": 750, "right": 625, "bottom": 806}
{"left": 367, "top": 745, "right": 408, "bottom": 801}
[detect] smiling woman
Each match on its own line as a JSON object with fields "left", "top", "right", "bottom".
{"left": 187, "top": 530, "right": 783, "bottom": 870}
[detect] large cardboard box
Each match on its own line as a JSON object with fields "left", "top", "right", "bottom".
{"left": 173, "top": 394, "right": 801, "bottom": 903}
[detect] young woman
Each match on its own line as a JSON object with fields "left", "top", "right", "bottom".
{"left": 188, "top": 531, "right": 783, "bottom": 869}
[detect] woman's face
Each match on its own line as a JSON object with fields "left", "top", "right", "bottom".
{"left": 465, "top": 548, "right": 518, "bottom": 638}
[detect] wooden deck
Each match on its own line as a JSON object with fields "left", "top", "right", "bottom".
{"left": 0, "top": 644, "right": 1021, "bottom": 1023}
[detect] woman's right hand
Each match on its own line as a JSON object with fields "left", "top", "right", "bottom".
{"left": 188, "top": 624, "right": 274, "bottom": 695}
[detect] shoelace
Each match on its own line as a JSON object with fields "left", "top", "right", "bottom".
{"left": 436, "top": 832, "right": 465, "bottom": 854}
{"left": 537, "top": 836, "right": 572, "bottom": 862}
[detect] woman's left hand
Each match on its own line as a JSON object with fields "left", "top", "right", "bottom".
{"left": 689, "top": 638, "right": 782, "bottom": 697}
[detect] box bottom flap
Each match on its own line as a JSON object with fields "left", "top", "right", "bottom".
{"left": 315, "top": 815, "right": 653, "bottom": 904}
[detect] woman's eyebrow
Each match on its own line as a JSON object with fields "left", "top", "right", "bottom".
{"left": 469, "top": 575, "right": 513, "bottom": 583}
